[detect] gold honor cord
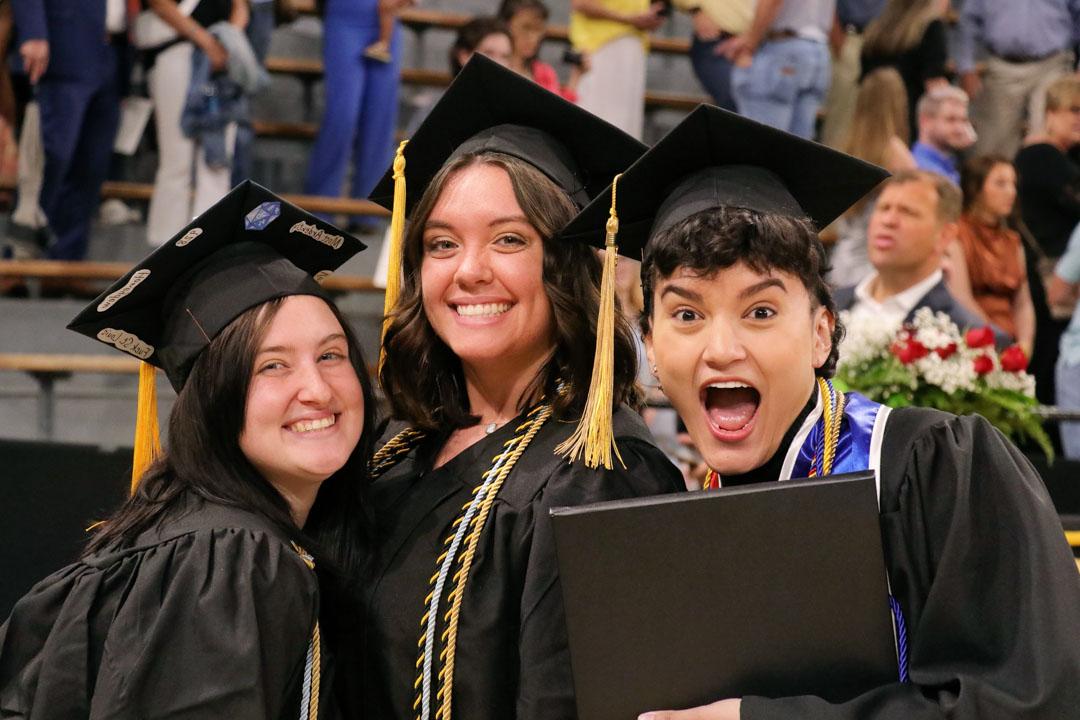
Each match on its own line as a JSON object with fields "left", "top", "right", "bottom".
{"left": 292, "top": 543, "right": 322, "bottom": 720}
{"left": 557, "top": 174, "right": 624, "bottom": 469}
{"left": 370, "top": 426, "right": 428, "bottom": 480}
{"left": 808, "top": 377, "right": 845, "bottom": 477}
{"left": 409, "top": 404, "right": 553, "bottom": 720}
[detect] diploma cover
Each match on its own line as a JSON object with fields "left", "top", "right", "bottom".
{"left": 551, "top": 471, "right": 899, "bottom": 719}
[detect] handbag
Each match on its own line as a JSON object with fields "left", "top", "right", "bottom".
{"left": 132, "top": 0, "right": 201, "bottom": 50}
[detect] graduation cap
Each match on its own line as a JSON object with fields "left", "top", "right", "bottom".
{"left": 366, "top": 54, "right": 647, "bottom": 469}
{"left": 67, "top": 180, "right": 366, "bottom": 489}
{"left": 559, "top": 104, "right": 891, "bottom": 256}
{"left": 555, "top": 105, "right": 889, "bottom": 469}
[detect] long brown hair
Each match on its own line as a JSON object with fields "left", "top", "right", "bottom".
{"left": 862, "top": 0, "right": 943, "bottom": 57}
{"left": 84, "top": 297, "right": 377, "bottom": 580}
{"left": 844, "top": 67, "right": 910, "bottom": 167}
{"left": 379, "top": 152, "right": 641, "bottom": 431}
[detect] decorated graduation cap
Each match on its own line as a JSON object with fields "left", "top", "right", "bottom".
{"left": 67, "top": 180, "right": 366, "bottom": 489}
{"left": 556, "top": 105, "right": 890, "bottom": 468}
{"left": 368, "top": 53, "right": 647, "bottom": 469}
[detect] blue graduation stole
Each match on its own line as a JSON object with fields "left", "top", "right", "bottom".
{"left": 784, "top": 379, "right": 910, "bottom": 684}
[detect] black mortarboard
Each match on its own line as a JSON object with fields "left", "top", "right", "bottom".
{"left": 68, "top": 180, "right": 366, "bottom": 392}
{"left": 368, "top": 53, "right": 646, "bottom": 214}
{"left": 558, "top": 104, "right": 891, "bottom": 258}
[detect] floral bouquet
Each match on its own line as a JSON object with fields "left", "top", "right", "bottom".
{"left": 835, "top": 307, "right": 1053, "bottom": 459}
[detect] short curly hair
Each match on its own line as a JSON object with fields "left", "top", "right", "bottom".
{"left": 640, "top": 206, "right": 844, "bottom": 378}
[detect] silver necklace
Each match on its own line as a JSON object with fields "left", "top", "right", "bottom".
{"left": 484, "top": 421, "right": 498, "bottom": 435}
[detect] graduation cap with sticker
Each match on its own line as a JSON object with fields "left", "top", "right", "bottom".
{"left": 558, "top": 104, "right": 891, "bottom": 257}
{"left": 67, "top": 180, "right": 365, "bottom": 488}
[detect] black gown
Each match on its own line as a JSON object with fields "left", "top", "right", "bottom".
{"left": 0, "top": 497, "right": 339, "bottom": 719}
{"left": 363, "top": 405, "right": 684, "bottom": 720}
{"left": 732, "top": 407, "right": 1080, "bottom": 719}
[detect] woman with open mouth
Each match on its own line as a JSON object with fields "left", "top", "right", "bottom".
{"left": 363, "top": 56, "right": 683, "bottom": 720}
{"left": 561, "top": 105, "right": 1080, "bottom": 720}
{"left": 0, "top": 184, "right": 375, "bottom": 718}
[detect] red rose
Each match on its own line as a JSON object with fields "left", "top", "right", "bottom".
{"left": 935, "top": 342, "right": 958, "bottom": 359}
{"left": 891, "top": 338, "right": 929, "bottom": 364}
{"left": 1000, "top": 345, "right": 1029, "bottom": 372}
{"left": 973, "top": 354, "right": 994, "bottom": 375}
{"left": 965, "top": 326, "right": 995, "bottom": 349}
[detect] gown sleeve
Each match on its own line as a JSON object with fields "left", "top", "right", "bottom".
{"left": 515, "top": 438, "right": 685, "bottom": 720}
{"left": 1, "top": 526, "right": 321, "bottom": 719}
{"left": 740, "top": 412, "right": 1080, "bottom": 719}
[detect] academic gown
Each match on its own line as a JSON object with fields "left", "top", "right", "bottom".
{"left": 732, "top": 406, "right": 1080, "bottom": 719}
{"left": 363, "top": 405, "right": 684, "bottom": 720}
{"left": 0, "top": 496, "right": 340, "bottom": 719}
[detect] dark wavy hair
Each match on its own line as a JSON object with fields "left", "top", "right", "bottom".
{"left": 449, "top": 17, "right": 510, "bottom": 76}
{"left": 640, "top": 207, "right": 844, "bottom": 378}
{"left": 380, "top": 152, "right": 642, "bottom": 430}
{"left": 84, "top": 296, "right": 377, "bottom": 583}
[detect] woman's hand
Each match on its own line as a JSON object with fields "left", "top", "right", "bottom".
{"left": 19, "top": 39, "right": 48, "bottom": 84}
{"left": 640, "top": 698, "right": 742, "bottom": 719}
{"left": 200, "top": 34, "right": 229, "bottom": 72}
{"left": 691, "top": 11, "right": 721, "bottom": 41}
{"left": 626, "top": 3, "right": 666, "bottom": 32}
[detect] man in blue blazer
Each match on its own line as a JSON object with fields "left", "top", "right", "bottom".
{"left": 10, "top": 0, "right": 129, "bottom": 261}
{"left": 834, "top": 169, "right": 1011, "bottom": 348}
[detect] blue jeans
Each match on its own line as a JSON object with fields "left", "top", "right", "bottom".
{"left": 1056, "top": 359, "right": 1080, "bottom": 460}
{"left": 731, "top": 37, "right": 830, "bottom": 139}
{"left": 231, "top": 1, "right": 276, "bottom": 187}
{"left": 690, "top": 36, "right": 736, "bottom": 112}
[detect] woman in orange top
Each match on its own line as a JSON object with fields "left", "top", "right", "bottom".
{"left": 948, "top": 155, "right": 1035, "bottom": 354}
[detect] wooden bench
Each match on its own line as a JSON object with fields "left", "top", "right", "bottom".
{"left": 0, "top": 353, "right": 142, "bottom": 438}
{"left": 97, "top": 181, "right": 387, "bottom": 219}
{"left": 0, "top": 259, "right": 383, "bottom": 295}
{"left": 264, "top": 57, "right": 710, "bottom": 112}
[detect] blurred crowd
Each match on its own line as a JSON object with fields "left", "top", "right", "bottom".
{"left": 4, "top": 0, "right": 1080, "bottom": 455}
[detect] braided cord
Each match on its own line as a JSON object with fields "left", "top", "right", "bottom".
{"left": 292, "top": 544, "right": 321, "bottom": 720}
{"left": 889, "top": 595, "right": 910, "bottom": 682}
{"left": 413, "top": 404, "right": 552, "bottom": 720}
{"left": 371, "top": 427, "right": 427, "bottom": 480}
{"left": 437, "top": 404, "right": 553, "bottom": 720}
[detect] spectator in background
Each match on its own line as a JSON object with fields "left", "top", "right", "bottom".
{"left": 671, "top": 0, "right": 753, "bottom": 112}
{"left": 948, "top": 155, "right": 1035, "bottom": 353}
{"left": 143, "top": 0, "right": 248, "bottom": 247}
{"left": 231, "top": 0, "right": 276, "bottom": 187}
{"left": 9, "top": 0, "right": 129, "bottom": 263}
{"left": 1015, "top": 74, "right": 1080, "bottom": 404}
{"left": 820, "top": 0, "right": 886, "bottom": 149}
{"left": 304, "top": 0, "right": 407, "bottom": 232}
{"left": 834, "top": 170, "right": 1008, "bottom": 348}
{"left": 911, "top": 86, "right": 975, "bottom": 185}
{"left": 499, "top": 0, "right": 587, "bottom": 102}
{"left": 957, "top": 0, "right": 1080, "bottom": 160}
{"left": 1048, "top": 222, "right": 1080, "bottom": 459}
{"left": 828, "top": 67, "right": 915, "bottom": 286}
{"left": 860, "top": 0, "right": 949, "bottom": 139}
{"left": 402, "top": 17, "right": 511, "bottom": 137}
{"left": 569, "top": 0, "right": 665, "bottom": 139}
{"left": 720, "top": 0, "right": 835, "bottom": 140}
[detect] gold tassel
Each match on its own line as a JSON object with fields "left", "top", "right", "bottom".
{"left": 131, "top": 361, "right": 161, "bottom": 493}
{"left": 556, "top": 175, "right": 624, "bottom": 469}
{"left": 379, "top": 139, "right": 409, "bottom": 373}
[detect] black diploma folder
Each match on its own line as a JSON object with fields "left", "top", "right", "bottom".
{"left": 550, "top": 471, "right": 899, "bottom": 719}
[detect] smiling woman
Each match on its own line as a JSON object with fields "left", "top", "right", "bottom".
{"left": 0, "top": 184, "right": 375, "bottom": 719}
{"left": 364, "top": 56, "right": 682, "bottom": 720}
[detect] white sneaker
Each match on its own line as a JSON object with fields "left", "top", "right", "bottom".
{"left": 99, "top": 198, "right": 142, "bottom": 225}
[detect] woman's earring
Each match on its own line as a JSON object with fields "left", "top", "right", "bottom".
{"left": 652, "top": 365, "right": 663, "bottom": 392}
